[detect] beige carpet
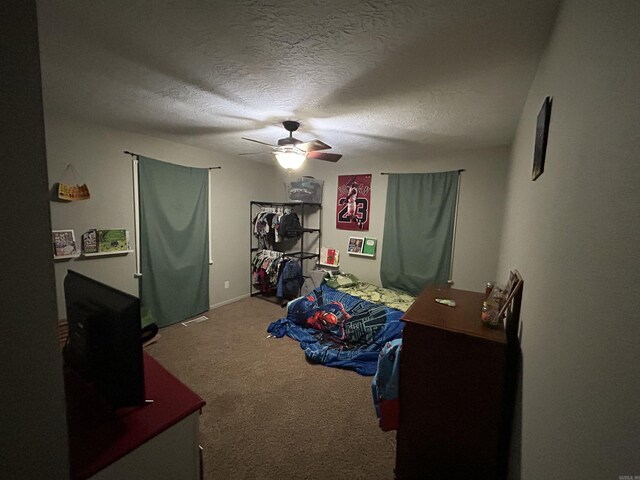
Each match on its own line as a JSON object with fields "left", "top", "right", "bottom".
{"left": 145, "top": 297, "right": 396, "bottom": 480}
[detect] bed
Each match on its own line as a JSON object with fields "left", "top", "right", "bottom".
{"left": 267, "top": 281, "right": 415, "bottom": 375}
{"left": 333, "top": 281, "right": 416, "bottom": 313}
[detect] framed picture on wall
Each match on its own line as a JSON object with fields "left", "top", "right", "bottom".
{"left": 348, "top": 236, "right": 378, "bottom": 257}
{"left": 532, "top": 96, "right": 552, "bottom": 181}
{"left": 347, "top": 237, "right": 364, "bottom": 254}
{"left": 97, "top": 228, "right": 129, "bottom": 253}
{"left": 361, "top": 237, "right": 377, "bottom": 256}
{"left": 52, "top": 229, "right": 78, "bottom": 258}
{"left": 336, "top": 174, "right": 371, "bottom": 231}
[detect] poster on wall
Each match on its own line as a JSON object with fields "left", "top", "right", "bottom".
{"left": 336, "top": 174, "right": 371, "bottom": 231}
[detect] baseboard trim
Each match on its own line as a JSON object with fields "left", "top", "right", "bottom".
{"left": 209, "top": 293, "right": 250, "bottom": 310}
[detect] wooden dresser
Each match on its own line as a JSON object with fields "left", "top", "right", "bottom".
{"left": 395, "top": 285, "right": 520, "bottom": 480}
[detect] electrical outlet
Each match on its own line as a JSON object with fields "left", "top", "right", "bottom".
{"left": 224, "top": 281, "right": 229, "bottom": 289}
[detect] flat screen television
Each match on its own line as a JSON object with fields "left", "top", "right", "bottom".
{"left": 63, "top": 270, "right": 145, "bottom": 409}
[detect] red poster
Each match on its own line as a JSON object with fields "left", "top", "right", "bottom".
{"left": 336, "top": 174, "right": 371, "bottom": 231}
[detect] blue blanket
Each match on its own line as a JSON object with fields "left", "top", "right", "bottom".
{"left": 267, "top": 284, "right": 404, "bottom": 375}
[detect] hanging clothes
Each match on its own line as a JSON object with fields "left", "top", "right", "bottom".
{"left": 251, "top": 249, "right": 285, "bottom": 294}
{"left": 252, "top": 208, "right": 298, "bottom": 250}
{"left": 251, "top": 250, "right": 303, "bottom": 300}
{"left": 276, "top": 258, "right": 303, "bottom": 299}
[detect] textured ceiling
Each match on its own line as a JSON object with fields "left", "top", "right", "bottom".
{"left": 37, "top": 0, "right": 560, "bottom": 163}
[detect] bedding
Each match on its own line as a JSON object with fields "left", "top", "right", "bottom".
{"left": 267, "top": 284, "right": 404, "bottom": 375}
{"left": 371, "top": 338, "right": 402, "bottom": 431}
{"left": 334, "top": 282, "right": 416, "bottom": 312}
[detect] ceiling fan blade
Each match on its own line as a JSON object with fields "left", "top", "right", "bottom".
{"left": 296, "top": 139, "right": 331, "bottom": 152}
{"left": 307, "top": 151, "right": 342, "bottom": 162}
{"left": 241, "top": 137, "right": 277, "bottom": 147}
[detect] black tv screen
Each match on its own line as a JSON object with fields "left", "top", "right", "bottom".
{"left": 63, "top": 270, "right": 145, "bottom": 409}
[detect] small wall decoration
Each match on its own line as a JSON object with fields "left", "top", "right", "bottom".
{"left": 532, "top": 96, "right": 552, "bottom": 181}
{"left": 348, "top": 236, "right": 377, "bottom": 257}
{"left": 361, "top": 237, "right": 377, "bottom": 256}
{"left": 81, "top": 229, "right": 98, "bottom": 253}
{"left": 347, "top": 237, "right": 364, "bottom": 254}
{"left": 319, "top": 247, "right": 340, "bottom": 267}
{"left": 336, "top": 174, "right": 371, "bottom": 231}
{"left": 52, "top": 229, "right": 78, "bottom": 258}
{"left": 56, "top": 164, "right": 90, "bottom": 201}
{"left": 97, "top": 229, "right": 130, "bottom": 253}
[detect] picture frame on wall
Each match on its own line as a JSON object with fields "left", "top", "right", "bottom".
{"left": 347, "top": 236, "right": 377, "bottom": 257}
{"left": 361, "top": 237, "right": 377, "bottom": 257}
{"left": 532, "top": 96, "right": 552, "bottom": 181}
{"left": 52, "top": 229, "right": 78, "bottom": 258}
{"left": 336, "top": 174, "right": 372, "bottom": 231}
{"left": 97, "top": 228, "right": 129, "bottom": 253}
{"left": 347, "top": 237, "right": 364, "bottom": 254}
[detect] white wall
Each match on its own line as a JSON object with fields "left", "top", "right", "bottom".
{"left": 0, "top": 1, "right": 69, "bottom": 477}
{"left": 46, "top": 116, "right": 281, "bottom": 318}
{"left": 282, "top": 146, "right": 510, "bottom": 293}
{"left": 497, "top": 1, "right": 640, "bottom": 477}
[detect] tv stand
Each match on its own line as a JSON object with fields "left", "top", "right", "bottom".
{"left": 65, "top": 352, "right": 205, "bottom": 480}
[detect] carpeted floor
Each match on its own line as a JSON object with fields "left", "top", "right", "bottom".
{"left": 145, "top": 297, "right": 397, "bottom": 480}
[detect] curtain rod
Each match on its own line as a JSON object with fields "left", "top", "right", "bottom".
{"left": 123, "top": 151, "right": 221, "bottom": 170}
{"left": 381, "top": 169, "right": 465, "bottom": 175}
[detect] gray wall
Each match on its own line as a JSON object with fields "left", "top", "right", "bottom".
{"left": 497, "top": 0, "right": 640, "bottom": 477}
{"left": 46, "top": 116, "right": 509, "bottom": 318}
{"left": 0, "top": 1, "right": 69, "bottom": 477}
{"left": 46, "top": 116, "right": 282, "bottom": 318}
{"left": 282, "top": 146, "right": 510, "bottom": 292}
{"left": 15, "top": 0, "right": 640, "bottom": 476}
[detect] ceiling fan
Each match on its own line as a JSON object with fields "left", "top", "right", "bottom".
{"left": 241, "top": 120, "right": 342, "bottom": 169}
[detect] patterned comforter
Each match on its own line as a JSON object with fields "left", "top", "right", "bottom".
{"left": 334, "top": 282, "right": 416, "bottom": 312}
{"left": 267, "top": 284, "right": 405, "bottom": 375}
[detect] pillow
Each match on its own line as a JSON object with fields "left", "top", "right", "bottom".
{"left": 325, "top": 272, "right": 359, "bottom": 289}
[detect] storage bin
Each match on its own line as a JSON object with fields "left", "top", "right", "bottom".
{"left": 286, "top": 176, "right": 323, "bottom": 203}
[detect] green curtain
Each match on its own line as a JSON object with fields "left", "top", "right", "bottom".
{"left": 138, "top": 156, "right": 209, "bottom": 327}
{"left": 380, "top": 171, "right": 459, "bottom": 296}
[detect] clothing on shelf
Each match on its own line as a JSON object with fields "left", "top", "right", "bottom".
{"left": 251, "top": 249, "right": 284, "bottom": 293}
{"left": 277, "top": 258, "right": 303, "bottom": 299}
{"left": 252, "top": 209, "right": 277, "bottom": 250}
{"left": 251, "top": 250, "right": 303, "bottom": 299}
{"left": 250, "top": 201, "right": 322, "bottom": 304}
{"left": 252, "top": 208, "right": 301, "bottom": 250}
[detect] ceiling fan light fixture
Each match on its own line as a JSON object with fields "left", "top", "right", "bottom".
{"left": 274, "top": 151, "right": 306, "bottom": 170}
{"left": 241, "top": 120, "right": 341, "bottom": 165}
